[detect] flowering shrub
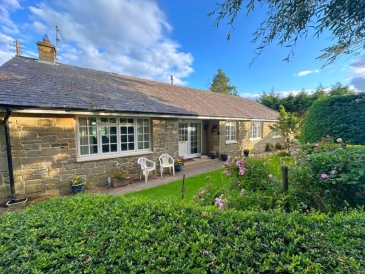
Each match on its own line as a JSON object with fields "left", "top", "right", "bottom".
{"left": 110, "top": 167, "right": 130, "bottom": 180}
{"left": 70, "top": 175, "right": 85, "bottom": 186}
{"left": 290, "top": 141, "right": 365, "bottom": 212}
{"left": 214, "top": 194, "right": 228, "bottom": 209}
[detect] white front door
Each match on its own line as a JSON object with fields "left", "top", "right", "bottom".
{"left": 178, "top": 122, "right": 202, "bottom": 158}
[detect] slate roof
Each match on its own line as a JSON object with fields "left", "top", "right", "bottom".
{"left": 0, "top": 56, "right": 278, "bottom": 120}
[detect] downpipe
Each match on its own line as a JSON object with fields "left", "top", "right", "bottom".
{"left": 2, "top": 107, "right": 16, "bottom": 202}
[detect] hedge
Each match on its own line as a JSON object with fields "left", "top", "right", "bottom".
{"left": 301, "top": 93, "right": 365, "bottom": 144}
{"left": 0, "top": 195, "right": 365, "bottom": 273}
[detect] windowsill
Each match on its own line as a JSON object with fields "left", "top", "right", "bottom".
{"left": 250, "top": 137, "right": 262, "bottom": 141}
{"left": 225, "top": 140, "right": 238, "bottom": 144}
{"left": 77, "top": 150, "right": 154, "bottom": 162}
{"left": 272, "top": 136, "right": 282, "bottom": 139}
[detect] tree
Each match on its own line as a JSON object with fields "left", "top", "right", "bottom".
{"left": 209, "top": 68, "right": 238, "bottom": 96}
{"left": 209, "top": 0, "right": 365, "bottom": 66}
{"left": 270, "top": 105, "right": 301, "bottom": 152}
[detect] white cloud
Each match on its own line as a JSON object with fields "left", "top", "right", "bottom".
{"left": 293, "top": 69, "right": 319, "bottom": 77}
{"left": 349, "top": 55, "right": 365, "bottom": 91}
{"left": 0, "top": 0, "right": 194, "bottom": 85}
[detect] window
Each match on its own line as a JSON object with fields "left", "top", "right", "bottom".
{"left": 272, "top": 128, "right": 281, "bottom": 138}
{"left": 250, "top": 122, "right": 262, "bottom": 139}
{"left": 225, "top": 121, "right": 236, "bottom": 141}
{"left": 78, "top": 116, "right": 150, "bottom": 157}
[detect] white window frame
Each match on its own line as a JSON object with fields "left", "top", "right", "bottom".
{"left": 225, "top": 121, "right": 237, "bottom": 143}
{"left": 77, "top": 116, "right": 151, "bottom": 160}
{"left": 250, "top": 122, "right": 262, "bottom": 140}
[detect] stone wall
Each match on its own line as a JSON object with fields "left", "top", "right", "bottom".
{"left": 0, "top": 113, "right": 180, "bottom": 204}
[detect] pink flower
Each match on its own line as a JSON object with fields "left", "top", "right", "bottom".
{"left": 321, "top": 174, "right": 329, "bottom": 179}
{"left": 268, "top": 174, "right": 273, "bottom": 179}
{"left": 326, "top": 135, "right": 331, "bottom": 139}
{"left": 330, "top": 169, "right": 337, "bottom": 175}
{"left": 240, "top": 188, "right": 246, "bottom": 196}
{"left": 306, "top": 142, "right": 310, "bottom": 145}
{"left": 315, "top": 143, "right": 319, "bottom": 147}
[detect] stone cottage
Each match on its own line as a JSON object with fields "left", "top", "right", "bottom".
{"left": 0, "top": 37, "right": 282, "bottom": 203}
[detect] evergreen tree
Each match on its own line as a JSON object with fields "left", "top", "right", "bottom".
{"left": 209, "top": 68, "right": 238, "bottom": 96}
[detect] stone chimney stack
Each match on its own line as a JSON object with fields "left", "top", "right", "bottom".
{"left": 36, "top": 34, "right": 56, "bottom": 62}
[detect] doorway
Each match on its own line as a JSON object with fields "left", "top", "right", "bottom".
{"left": 178, "top": 121, "right": 202, "bottom": 158}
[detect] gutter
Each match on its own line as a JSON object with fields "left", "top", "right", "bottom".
{"left": 2, "top": 107, "right": 16, "bottom": 202}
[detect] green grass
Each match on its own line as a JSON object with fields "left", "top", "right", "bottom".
{"left": 125, "top": 168, "right": 225, "bottom": 204}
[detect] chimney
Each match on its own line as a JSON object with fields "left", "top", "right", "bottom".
{"left": 15, "top": 40, "right": 21, "bottom": 56}
{"left": 36, "top": 34, "right": 56, "bottom": 62}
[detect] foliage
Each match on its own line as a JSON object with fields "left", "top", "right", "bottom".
{"left": 110, "top": 167, "right": 130, "bottom": 180}
{"left": 70, "top": 175, "right": 85, "bottom": 186}
{"left": 209, "top": 0, "right": 365, "bottom": 66}
{"left": 290, "top": 142, "right": 365, "bottom": 212}
{"left": 257, "top": 84, "right": 355, "bottom": 117}
{"left": 265, "top": 142, "right": 274, "bottom": 152}
{"left": 209, "top": 68, "right": 238, "bottom": 96}
{"left": 175, "top": 158, "right": 184, "bottom": 165}
{"left": 243, "top": 149, "right": 249, "bottom": 153}
{"left": 2, "top": 195, "right": 365, "bottom": 273}
{"left": 276, "top": 150, "right": 291, "bottom": 157}
{"left": 270, "top": 105, "right": 301, "bottom": 151}
{"left": 301, "top": 93, "right": 365, "bottom": 145}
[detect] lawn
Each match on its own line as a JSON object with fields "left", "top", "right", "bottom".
{"left": 125, "top": 168, "right": 226, "bottom": 205}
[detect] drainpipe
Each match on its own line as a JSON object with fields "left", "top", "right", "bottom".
{"left": 2, "top": 107, "right": 16, "bottom": 201}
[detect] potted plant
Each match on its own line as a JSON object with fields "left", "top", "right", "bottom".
{"left": 174, "top": 158, "right": 184, "bottom": 172}
{"left": 210, "top": 151, "right": 217, "bottom": 159}
{"left": 110, "top": 167, "right": 132, "bottom": 188}
{"left": 70, "top": 175, "right": 86, "bottom": 194}
{"left": 243, "top": 149, "right": 250, "bottom": 157}
{"left": 221, "top": 152, "right": 228, "bottom": 161}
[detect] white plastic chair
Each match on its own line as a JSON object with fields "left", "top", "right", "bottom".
{"left": 137, "top": 157, "right": 156, "bottom": 183}
{"left": 159, "top": 154, "right": 175, "bottom": 177}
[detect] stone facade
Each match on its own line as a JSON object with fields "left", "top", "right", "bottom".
{"left": 0, "top": 114, "right": 180, "bottom": 204}
{"left": 0, "top": 113, "right": 281, "bottom": 204}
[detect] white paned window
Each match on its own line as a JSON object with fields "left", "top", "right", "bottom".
{"left": 78, "top": 116, "right": 150, "bottom": 157}
{"left": 250, "top": 122, "right": 262, "bottom": 139}
{"left": 225, "top": 121, "right": 236, "bottom": 141}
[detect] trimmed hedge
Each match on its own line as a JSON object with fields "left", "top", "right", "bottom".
{"left": 1, "top": 195, "right": 365, "bottom": 273}
{"left": 301, "top": 93, "right": 365, "bottom": 144}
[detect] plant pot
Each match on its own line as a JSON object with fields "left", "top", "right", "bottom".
{"left": 221, "top": 154, "right": 228, "bottom": 161}
{"left": 71, "top": 184, "right": 84, "bottom": 194}
{"left": 174, "top": 164, "right": 183, "bottom": 172}
{"left": 243, "top": 151, "right": 249, "bottom": 157}
{"left": 6, "top": 198, "right": 28, "bottom": 210}
{"left": 211, "top": 155, "right": 216, "bottom": 159}
{"left": 112, "top": 178, "right": 132, "bottom": 188}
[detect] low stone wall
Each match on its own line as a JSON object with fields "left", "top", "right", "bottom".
{"left": 0, "top": 114, "right": 179, "bottom": 204}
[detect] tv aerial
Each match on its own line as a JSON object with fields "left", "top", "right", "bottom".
{"left": 55, "top": 24, "right": 65, "bottom": 61}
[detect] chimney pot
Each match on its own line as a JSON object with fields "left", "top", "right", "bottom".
{"left": 43, "top": 34, "right": 50, "bottom": 44}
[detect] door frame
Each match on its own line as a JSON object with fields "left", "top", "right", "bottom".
{"left": 178, "top": 120, "right": 202, "bottom": 158}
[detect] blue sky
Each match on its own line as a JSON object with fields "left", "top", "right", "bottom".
{"left": 1, "top": 0, "right": 364, "bottom": 99}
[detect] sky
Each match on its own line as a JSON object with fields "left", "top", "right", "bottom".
{"left": 1, "top": 0, "right": 365, "bottom": 99}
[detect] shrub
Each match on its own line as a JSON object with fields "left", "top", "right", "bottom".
{"left": 265, "top": 142, "right": 274, "bottom": 152}
{"left": 1, "top": 195, "right": 365, "bottom": 273}
{"left": 290, "top": 146, "right": 365, "bottom": 212}
{"left": 301, "top": 93, "right": 365, "bottom": 144}
{"left": 276, "top": 150, "right": 291, "bottom": 157}
{"left": 291, "top": 138, "right": 300, "bottom": 145}
{"left": 275, "top": 141, "right": 285, "bottom": 149}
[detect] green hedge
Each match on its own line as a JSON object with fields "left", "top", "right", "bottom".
{"left": 301, "top": 93, "right": 365, "bottom": 144}
{"left": 1, "top": 195, "right": 365, "bottom": 273}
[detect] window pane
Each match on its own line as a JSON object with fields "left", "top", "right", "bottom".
{"left": 120, "top": 127, "right": 127, "bottom": 134}
{"left": 111, "top": 144, "right": 117, "bottom": 152}
{"left": 128, "top": 143, "right": 134, "bottom": 150}
{"left": 109, "top": 118, "right": 116, "bottom": 123}
{"left": 120, "top": 118, "right": 127, "bottom": 123}
{"left": 128, "top": 118, "right": 134, "bottom": 123}
{"left": 102, "top": 145, "right": 109, "bottom": 153}
{"left": 110, "top": 135, "right": 117, "bottom": 143}
{"left": 80, "top": 146, "right": 89, "bottom": 155}
{"left": 101, "top": 118, "right": 108, "bottom": 123}
{"left": 128, "top": 127, "right": 134, "bottom": 134}
{"left": 121, "top": 144, "right": 127, "bottom": 151}
{"left": 79, "top": 117, "right": 87, "bottom": 126}
{"left": 110, "top": 127, "right": 117, "bottom": 134}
